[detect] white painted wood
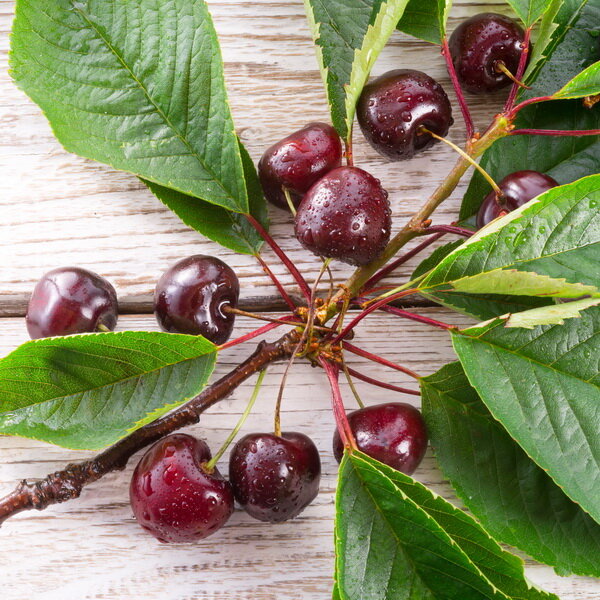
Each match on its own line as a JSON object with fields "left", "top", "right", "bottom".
{"left": 1, "top": 0, "right": 599, "bottom": 597}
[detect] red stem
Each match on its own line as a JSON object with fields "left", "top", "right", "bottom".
{"left": 343, "top": 342, "right": 420, "bottom": 380}
{"left": 424, "top": 224, "right": 473, "bottom": 238}
{"left": 509, "top": 95, "right": 554, "bottom": 118}
{"left": 345, "top": 138, "right": 354, "bottom": 167}
{"left": 361, "top": 232, "right": 446, "bottom": 293}
{"left": 511, "top": 128, "right": 600, "bottom": 137}
{"left": 246, "top": 214, "right": 312, "bottom": 300}
{"left": 219, "top": 318, "right": 298, "bottom": 350}
{"left": 345, "top": 367, "right": 421, "bottom": 396}
{"left": 319, "top": 358, "right": 356, "bottom": 450}
{"left": 255, "top": 254, "right": 296, "bottom": 311}
{"left": 442, "top": 38, "right": 474, "bottom": 139}
{"left": 503, "top": 27, "right": 533, "bottom": 113}
{"left": 379, "top": 305, "right": 454, "bottom": 330}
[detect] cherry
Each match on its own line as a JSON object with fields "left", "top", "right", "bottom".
{"left": 357, "top": 69, "right": 453, "bottom": 160}
{"left": 154, "top": 255, "right": 239, "bottom": 345}
{"left": 26, "top": 267, "right": 118, "bottom": 339}
{"left": 477, "top": 170, "right": 558, "bottom": 228}
{"left": 333, "top": 403, "right": 428, "bottom": 475}
{"left": 228, "top": 432, "right": 321, "bottom": 523}
{"left": 258, "top": 122, "right": 343, "bottom": 210}
{"left": 294, "top": 166, "right": 392, "bottom": 266}
{"left": 130, "top": 433, "right": 234, "bottom": 543}
{"left": 449, "top": 13, "right": 528, "bottom": 94}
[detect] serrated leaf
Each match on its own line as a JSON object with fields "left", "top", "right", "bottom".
{"left": 554, "top": 60, "right": 600, "bottom": 98}
{"left": 504, "top": 0, "right": 552, "bottom": 26}
{"left": 335, "top": 451, "right": 554, "bottom": 600}
{"left": 304, "top": 0, "right": 411, "bottom": 140}
{"left": 397, "top": 0, "right": 451, "bottom": 44}
{"left": 504, "top": 297, "right": 600, "bottom": 327}
{"left": 424, "top": 176, "right": 600, "bottom": 301}
{"left": 451, "top": 305, "right": 600, "bottom": 524}
{"left": 143, "top": 142, "right": 267, "bottom": 254}
{"left": 0, "top": 332, "right": 217, "bottom": 450}
{"left": 10, "top": 0, "right": 248, "bottom": 213}
{"left": 421, "top": 361, "right": 600, "bottom": 578}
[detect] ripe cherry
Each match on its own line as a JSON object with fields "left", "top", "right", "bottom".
{"left": 258, "top": 122, "right": 343, "bottom": 210}
{"left": 130, "top": 433, "right": 234, "bottom": 543}
{"left": 228, "top": 432, "right": 321, "bottom": 523}
{"left": 154, "top": 255, "right": 239, "bottom": 345}
{"left": 294, "top": 166, "right": 392, "bottom": 266}
{"left": 449, "top": 13, "right": 528, "bottom": 94}
{"left": 26, "top": 267, "right": 118, "bottom": 339}
{"left": 333, "top": 403, "right": 428, "bottom": 475}
{"left": 357, "top": 69, "right": 453, "bottom": 160}
{"left": 477, "top": 170, "right": 558, "bottom": 228}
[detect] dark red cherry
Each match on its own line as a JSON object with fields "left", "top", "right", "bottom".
{"left": 333, "top": 403, "right": 428, "bottom": 475}
{"left": 294, "top": 166, "right": 392, "bottom": 266}
{"left": 229, "top": 432, "right": 321, "bottom": 523}
{"left": 130, "top": 433, "right": 234, "bottom": 543}
{"left": 449, "top": 13, "right": 528, "bottom": 94}
{"left": 26, "top": 267, "right": 118, "bottom": 339}
{"left": 258, "top": 122, "right": 343, "bottom": 210}
{"left": 357, "top": 69, "right": 453, "bottom": 160}
{"left": 154, "top": 255, "right": 239, "bottom": 345}
{"left": 477, "top": 170, "right": 558, "bottom": 228}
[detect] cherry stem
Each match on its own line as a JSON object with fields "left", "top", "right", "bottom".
{"left": 341, "top": 357, "right": 365, "bottom": 408}
{"left": 255, "top": 254, "right": 296, "bottom": 311}
{"left": 361, "top": 232, "right": 446, "bottom": 293}
{"left": 219, "top": 318, "right": 297, "bottom": 351}
{"left": 495, "top": 61, "right": 530, "bottom": 90}
{"left": 343, "top": 341, "right": 421, "bottom": 380}
{"left": 345, "top": 136, "right": 354, "bottom": 167}
{"left": 422, "top": 224, "right": 474, "bottom": 238}
{"left": 283, "top": 188, "right": 297, "bottom": 216}
{"left": 379, "top": 304, "right": 455, "bottom": 330}
{"left": 96, "top": 323, "right": 111, "bottom": 333}
{"left": 273, "top": 335, "right": 305, "bottom": 437}
{"left": 246, "top": 214, "right": 312, "bottom": 300}
{"left": 319, "top": 358, "right": 356, "bottom": 451}
{"left": 503, "top": 27, "right": 533, "bottom": 113}
{"left": 421, "top": 127, "right": 502, "bottom": 195}
{"left": 345, "top": 367, "right": 421, "bottom": 396}
{"left": 441, "top": 37, "right": 475, "bottom": 140}
{"left": 224, "top": 305, "right": 296, "bottom": 326}
{"left": 511, "top": 128, "right": 600, "bottom": 137}
{"left": 508, "top": 95, "right": 554, "bottom": 118}
{"left": 205, "top": 369, "right": 267, "bottom": 471}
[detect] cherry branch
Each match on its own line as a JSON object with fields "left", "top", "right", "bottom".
{"left": 423, "top": 224, "right": 474, "bottom": 238}
{"left": 0, "top": 331, "right": 301, "bottom": 527}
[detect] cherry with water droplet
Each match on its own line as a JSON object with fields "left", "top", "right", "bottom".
{"left": 26, "top": 267, "right": 118, "bottom": 339}
{"left": 449, "top": 13, "right": 529, "bottom": 94}
{"left": 357, "top": 69, "right": 453, "bottom": 160}
{"left": 333, "top": 402, "right": 428, "bottom": 475}
{"left": 477, "top": 170, "right": 558, "bottom": 228}
{"left": 258, "top": 122, "right": 343, "bottom": 210}
{"left": 228, "top": 432, "right": 321, "bottom": 523}
{"left": 154, "top": 255, "right": 239, "bottom": 344}
{"left": 294, "top": 166, "right": 392, "bottom": 266}
{"left": 130, "top": 433, "right": 234, "bottom": 543}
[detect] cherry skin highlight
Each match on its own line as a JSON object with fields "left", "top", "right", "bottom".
{"left": 357, "top": 69, "right": 453, "bottom": 160}
{"left": 294, "top": 166, "right": 392, "bottom": 266}
{"left": 154, "top": 255, "right": 239, "bottom": 345}
{"left": 449, "top": 13, "right": 528, "bottom": 94}
{"left": 477, "top": 170, "right": 558, "bottom": 228}
{"left": 228, "top": 432, "right": 321, "bottom": 523}
{"left": 333, "top": 403, "right": 428, "bottom": 474}
{"left": 26, "top": 267, "right": 118, "bottom": 339}
{"left": 258, "top": 122, "right": 343, "bottom": 210}
{"left": 130, "top": 433, "right": 234, "bottom": 543}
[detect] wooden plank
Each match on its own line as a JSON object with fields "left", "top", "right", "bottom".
{"left": 0, "top": 314, "right": 599, "bottom": 599}
{"left": 0, "top": 0, "right": 513, "bottom": 314}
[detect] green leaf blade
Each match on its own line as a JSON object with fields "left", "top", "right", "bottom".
{"left": 554, "top": 60, "right": 600, "bottom": 99}
{"left": 0, "top": 332, "right": 218, "bottom": 450}
{"left": 10, "top": 0, "right": 248, "bottom": 213}
{"left": 504, "top": 0, "right": 550, "bottom": 26}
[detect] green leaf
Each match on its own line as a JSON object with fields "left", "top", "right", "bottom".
{"left": 451, "top": 304, "right": 600, "bottom": 524}
{"left": 554, "top": 60, "right": 600, "bottom": 99}
{"left": 462, "top": 0, "right": 599, "bottom": 221}
{"left": 423, "top": 176, "right": 600, "bottom": 301}
{"left": 421, "top": 361, "right": 600, "bottom": 578}
{"left": 504, "top": 0, "right": 552, "bottom": 26}
{"left": 0, "top": 331, "right": 217, "bottom": 450}
{"left": 504, "top": 297, "right": 600, "bottom": 327}
{"left": 143, "top": 142, "right": 267, "bottom": 254}
{"left": 335, "top": 451, "right": 554, "bottom": 600}
{"left": 397, "top": 0, "right": 451, "bottom": 44}
{"left": 304, "top": 0, "right": 411, "bottom": 140}
{"left": 10, "top": 0, "right": 248, "bottom": 213}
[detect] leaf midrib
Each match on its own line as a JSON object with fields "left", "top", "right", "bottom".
{"left": 71, "top": 1, "right": 243, "bottom": 210}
